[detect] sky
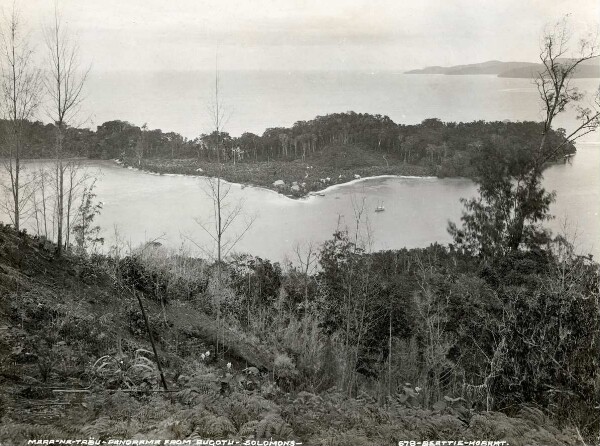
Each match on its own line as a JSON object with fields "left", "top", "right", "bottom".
{"left": 4, "top": 0, "right": 600, "bottom": 72}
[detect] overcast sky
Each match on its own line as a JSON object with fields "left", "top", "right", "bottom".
{"left": 7, "top": 0, "right": 600, "bottom": 72}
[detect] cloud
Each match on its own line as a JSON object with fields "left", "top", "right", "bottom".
{"left": 77, "top": 10, "right": 404, "bottom": 48}
{"left": 12, "top": 0, "right": 600, "bottom": 71}
{"left": 213, "top": 18, "right": 400, "bottom": 47}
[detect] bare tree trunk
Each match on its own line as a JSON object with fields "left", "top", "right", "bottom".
{"left": 134, "top": 287, "right": 168, "bottom": 391}
{"left": 40, "top": 168, "right": 49, "bottom": 239}
{"left": 388, "top": 307, "right": 392, "bottom": 397}
{"left": 56, "top": 145, "right": 64, "bottom": 255}
{"left": 14, "top": 156, "right": 19, "bottom": 231}
{"left": 43, "top": 6, "right": 89, "bottom": 256}
{"left": 0, "top": 6, "right": 41, "bottom": 231}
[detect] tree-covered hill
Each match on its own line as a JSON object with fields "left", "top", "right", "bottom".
{"left": 0, "top": 113, "right": 576, "bottom": 197}
{"left": 1, "top": 114, "right": 575, "bottom": 171}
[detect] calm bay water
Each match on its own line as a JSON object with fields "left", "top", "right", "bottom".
{"left": 61, "top": 143, "right": 600, "bottom": 262}
{"left": 2, "top": 72, "right": 599, "bottom": 261}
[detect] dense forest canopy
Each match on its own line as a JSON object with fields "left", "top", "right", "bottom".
{"left": 0, "top": 113, "right": 575, "bottom": 178}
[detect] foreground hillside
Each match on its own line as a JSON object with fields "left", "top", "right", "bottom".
{"left": 0, "top": 226, "right": 592, "bottom": 445}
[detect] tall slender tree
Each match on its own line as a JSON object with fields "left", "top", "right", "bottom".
{"left": 0, "top": 5, "right": 42, "bottom": 231}
{"left": 191, "top": 59, "right": 255, "bottom": 356}
{"left": 43, "top": 5, "right": 89, "bottom": 256}
{"left": 209, "top": 61, "right": 226, "bottom": 271}
{"left": 449, "top": 17, "right": 600, "bottom": 258}
{"left": 195, "top": 59, "right": 254, "bottom": 276}
{"left": 507, "top": 18, "right": 600, "bottom": 250}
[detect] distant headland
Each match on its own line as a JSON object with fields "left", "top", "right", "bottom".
{"left": 405, "top": 59, "right": 600, "bottom": 78}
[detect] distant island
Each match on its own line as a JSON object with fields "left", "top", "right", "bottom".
{"left": 406, "top": 59, "right": 600, "bottom": 78}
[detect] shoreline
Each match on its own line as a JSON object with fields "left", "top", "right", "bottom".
{"left": 303, "top": 173, "right": 439, "bottom": 197}
{"left": 114, "top": 159, "right": 294, "bottom": 199}
{"left": 113, "top": 159, "right": 439, "bottom": 201}
{"left": 114, "top": 158, "right": 438, "bottom": 199}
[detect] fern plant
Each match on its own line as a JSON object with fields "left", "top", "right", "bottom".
{"left": 196, "top": 414, "right": 237, "bottom": 437}
{"left": 80, "top": 416, "right": 114, "bottom": 440}
{"left": 239, "top": 420, "right": 260, "bottom": 438}
{"left": 256, "top": 414, "right": 293, "bottom": 440}
{"left": 90, "top": 349, "right": 158, "bottom": 389}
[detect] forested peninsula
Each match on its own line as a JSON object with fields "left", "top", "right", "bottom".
{"left": 0, "top": 113, "right": 574, "bottom": 197}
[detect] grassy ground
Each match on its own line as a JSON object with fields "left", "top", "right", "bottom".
{"left": 0, "top": 226, "right": 584, "bottom": 445}
{"left": 123, "top": 145, "right": 432, "bottom": 198}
